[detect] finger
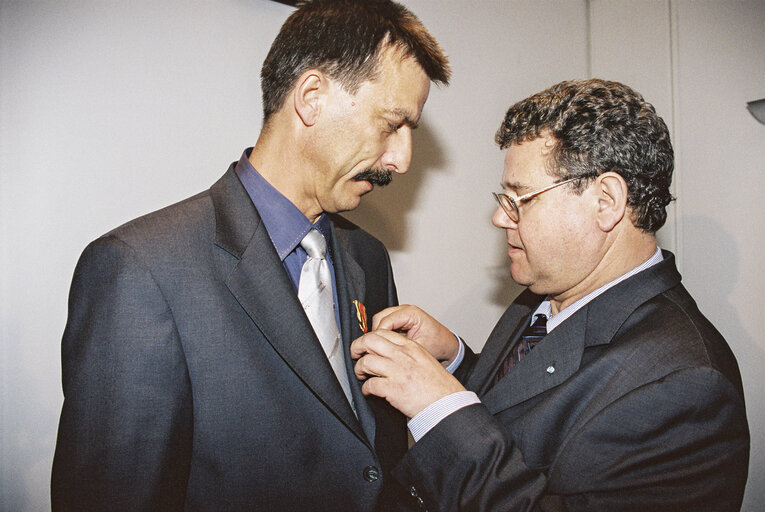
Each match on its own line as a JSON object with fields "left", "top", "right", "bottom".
{"left": 370, "top": 329, "right": 410, "bottom": 346}
{"left": 353, "top": 352, "right": 396, "bottom": 381}
{"left": 349, "top": 334, "right": 369, "bottom": 360}
{"left": 370, "top": 306, "right": 403, "bottom": 331}
{"left": 350, "top": 331, "right": 397, "bottom": 359}
{"left": 371, "top": 305, "right": 420, "bottom": 331}
{"left": 351, "top": 331, "right": 413, "bottom": 362}
{"left": 360, "top": 373, "right": 400, "bottom": 402}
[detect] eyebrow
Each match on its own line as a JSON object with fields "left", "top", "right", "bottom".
{"left": 385, "top": 108, "right": 420, "bottom": 129}
{"left": 500, "top": 180, "right": 532, "bottom": 194}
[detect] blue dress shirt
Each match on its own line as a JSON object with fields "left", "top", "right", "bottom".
{"left": 233, "top": 148, "right": 341, "bottom": 329}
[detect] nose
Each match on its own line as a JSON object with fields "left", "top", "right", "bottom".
{"left": 380, "top": 127, "right": 412, "bottom": 174}
{"left": 492, "top": 204, "right": 518, "bottom": 230}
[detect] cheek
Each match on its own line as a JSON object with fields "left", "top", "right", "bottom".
{"left": 342, "top": 136, "right": 387, "bottom": 173}
{"left": 553, "top": 218, "right": 602, "bottom": 274}
{"left": 517, "top": 219, "right": 551, "bottom": 257}
{"left": 519, "top": 215, "right": 585, "bottom": 267}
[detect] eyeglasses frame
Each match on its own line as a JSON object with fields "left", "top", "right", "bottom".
{"left": 492, "top": 176, "right": 583, "bottom": 222}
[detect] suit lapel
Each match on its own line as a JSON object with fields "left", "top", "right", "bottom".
{"left": 210, "top": 167, "right": 365, "bottom": 443}
{"left": 330, "top": 223, "right": 377, "bottom": 446}
{"left": 466, "top": 305, "right": 531, "bottom": 395}
{"left": 472, "top": 251, "right": 683, "bottom": 414}
{"left": 481, "top": 313, "right": 587, "bottom": 413}
{"left": 332, "top": 227, "right": 366, "bottom": 307}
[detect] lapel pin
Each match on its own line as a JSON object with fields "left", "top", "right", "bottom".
{"left": 353, "top": 300, "right": 368, "bottom": 333}
{"left": 546, "top": 365, "right": 555, "bottom": 374}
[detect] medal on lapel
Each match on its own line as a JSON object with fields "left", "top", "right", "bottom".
{"left": 352, "top": 300, "right": 368, "bottom": 333}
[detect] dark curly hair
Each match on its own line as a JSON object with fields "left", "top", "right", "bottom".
{"left": 495, "top": 79, "right": 674, "bottom": 233}
{"left": 261, "top": 0, "right": 450, "bottom": 122}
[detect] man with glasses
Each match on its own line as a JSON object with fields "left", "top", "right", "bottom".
{"left": 351, "top": 79, "right": 749, "bottom": 511}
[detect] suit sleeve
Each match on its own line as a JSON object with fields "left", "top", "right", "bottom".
{"left": 51, "top": 236, "right": 193, "bottom": 511}
{"left": 393, "top": 367, "right": 748, "bottom": 512}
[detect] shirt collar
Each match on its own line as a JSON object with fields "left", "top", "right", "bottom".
{"left": 234, "top": 148, "right": 331, "bottom": 260}
{"left": 535, "top": 246, "right": 664, "bottom": 332}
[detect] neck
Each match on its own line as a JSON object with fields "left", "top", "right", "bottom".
{"left": 549, "top": 229, "right": 657, "bottom": 315}
{"left": 249, "top": 120, "right": 322, "bottom": 223}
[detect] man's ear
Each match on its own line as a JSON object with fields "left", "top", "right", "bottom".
{"left": 594, "top": 171, "right": 629, "bottom": 232}
{"left": 293, "top": 70, "right": 324, "bottom": 127}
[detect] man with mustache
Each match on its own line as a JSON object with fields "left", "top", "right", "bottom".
{"left": 51, "top": 1, "right": 449, "bottom": 510}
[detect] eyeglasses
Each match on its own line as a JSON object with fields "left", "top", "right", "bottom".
{"left": 492, "top": 176, "right": 581, "bottom": 223}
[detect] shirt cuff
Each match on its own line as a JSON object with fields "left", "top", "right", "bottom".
{"left": 443, "top": 332, "right": 465, "bottom": 373}
{"left": 407, "top": 391, "right": 481, "bottom": 442}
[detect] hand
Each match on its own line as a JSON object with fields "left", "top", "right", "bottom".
{"left": 372, "top": 305, "right": 459, "bottom": 365}
{"left": 350, "top": 330, "right": 466, "bottom": 418}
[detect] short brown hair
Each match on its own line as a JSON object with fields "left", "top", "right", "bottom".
{"left": 261, "top": 0, "right": 450, "bottom": 122}
{"left": 496, "top": 79, "right": 674, "bottom": 233}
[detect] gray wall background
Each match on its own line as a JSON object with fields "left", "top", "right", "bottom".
{"left": 1, "top": 1, "right": 763, "bottom": 510}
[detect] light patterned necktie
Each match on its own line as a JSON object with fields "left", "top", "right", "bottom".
{"left": 297, "top": 229, "right": 355, "bottom": 412}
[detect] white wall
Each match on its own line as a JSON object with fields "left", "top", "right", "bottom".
{"left": 1, "top": 1, "right": 762, "bottom": 510}
{"left": 588, "top": 4, "right": 765, "bottom": 510}
{"left": 671, "top": 4, "right": 765, "bottom": 509}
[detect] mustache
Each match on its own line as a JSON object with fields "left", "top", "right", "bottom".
{"left": 352, "top": 169, "right": 393, "bottom": 187}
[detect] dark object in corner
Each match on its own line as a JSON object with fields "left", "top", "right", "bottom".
{"left": 746, "top": 99, "right": 765, "bottom": 125}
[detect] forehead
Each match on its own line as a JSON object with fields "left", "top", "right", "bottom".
{"left": 501, "top": 136, "right": 554, "bottom": 190}
{"left": 357, "top": 47, "right": 431, "bottom": 121}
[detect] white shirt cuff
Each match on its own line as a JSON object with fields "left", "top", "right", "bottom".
{"left": 443, "top": 332, "right": 465, "bottom": 373}
{"left": 407, "top": 391, "right": 481, "bottom": 442}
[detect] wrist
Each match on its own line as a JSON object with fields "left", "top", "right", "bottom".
{"left": 443, "top": 333, "right": 465, "bottom": 373}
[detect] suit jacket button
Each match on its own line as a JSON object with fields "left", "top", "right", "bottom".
{"left": 363, "top": 465, "right": 380, "bottom": 482}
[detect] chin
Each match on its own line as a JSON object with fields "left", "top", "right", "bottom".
{"left": 334, "top": 196, "right": 363, "bottom": 214}
{"left": 527, "top": 283, "right": 546, "bottom": 295}
{"left": 509, "top": 266, "right": 531, "bottom": 287}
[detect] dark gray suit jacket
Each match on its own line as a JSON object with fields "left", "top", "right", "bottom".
{"left": 394, "top": 252, "right": 749, "bottom": 511}
{"left": 52, "top": 165, "right": 412, "bottom": 511}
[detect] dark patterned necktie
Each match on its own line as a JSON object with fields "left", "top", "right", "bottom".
{"left": 492, "top": 313, "right": 548, "bottom": 386}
